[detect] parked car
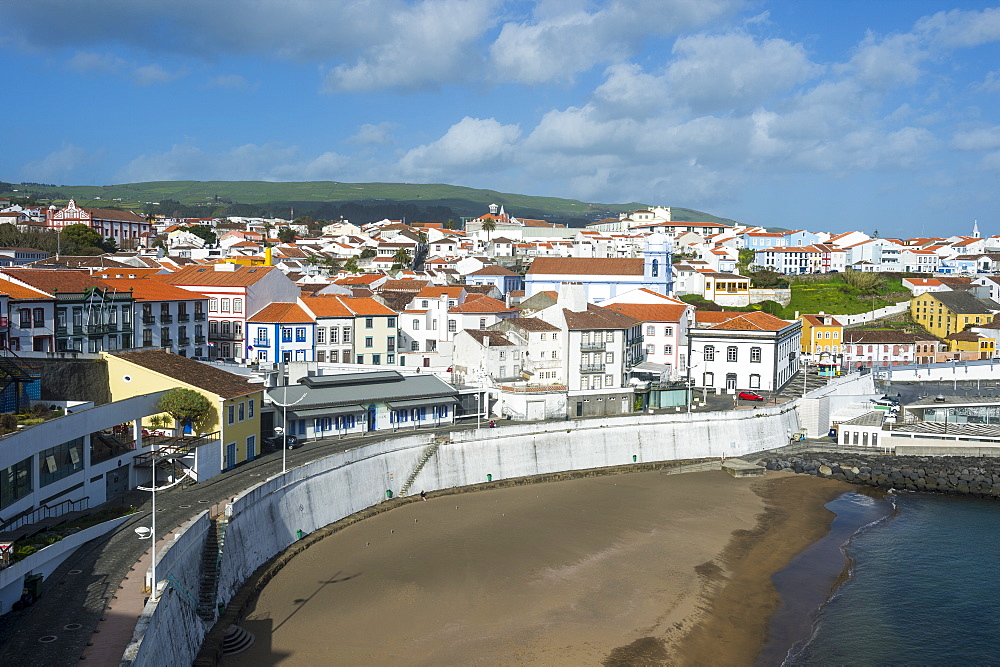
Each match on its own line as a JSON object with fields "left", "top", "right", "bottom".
{"left": 216, "top": 357, "right": 237, "bottom": 364}
{"left": 737, "top": 391, "right": 765, "bottom": 401}
{"left": 263, "top": 434, "right": 300, "bottom": 451}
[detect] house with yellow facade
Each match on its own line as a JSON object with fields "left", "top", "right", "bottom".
{"left": 798, "top": 314, "right": 844, "bottom": 358}
{"left": 943, "top": 331, "right": 996, "bottom": 359}
{"left": 103, "top": 350, "right": 264, "bottom": 469}
{"left": 910, "top": 290, "right": 999, "bottom": 339}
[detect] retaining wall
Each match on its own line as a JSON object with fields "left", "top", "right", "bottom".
{"left": 125, "top": 405, "right": 801, "bottom": 664}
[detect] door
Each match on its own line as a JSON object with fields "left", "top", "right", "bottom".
{"left": 527, "top": 401, "right": 544, "bottom": 420}
{"left": 726, "top": 373, "right": 737, "bottom": 391}
{"left": 105, "top": 464, "right": 130, "bottom": 500}
{"left": 246, "top": 435, "right": 256, "bottom": 460}
{"left": 225, "top": 442, "right": 237, "bottom": 469}
{"left": 575, "top": 402, "right": 583, "bottom": 417}
{"left": 367, "top": 405, "right": 377, "bottom": 432}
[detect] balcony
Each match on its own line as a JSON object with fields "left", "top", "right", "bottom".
{"left": 178, "top": 313, "right": 190, "bottom": 323}
{"left": 160, "top": 314, "right": 173, "bottom": 324}
{"left": 253, "top": 338, "right": 270, "bottom": 347}
{"left": 55, "top": 326, "right": 68, "bottom": 337}
{"left": 178, "top": 337, "right": 190, "bottom": 346}
{"left": 213, "top": 331, "right": 244, "bottom": 341}
{"left": 194, "top": 312, "right": 206, "bottom": 322}
{"left": 580, "top": 363, "right": 606, "bottom": 374}
{"left": 161, "top": 338, "right": 174, "bottom": 347}
{"left": 580, "top": 341, "right": 606, "bottom": 352}
{"left": 627, "top": 335, "right": 644, "bottom": 347}
{"left": 195, "top": 335, "right": 205, "bottom": 344}
{"left": 142, "top": 315, "right": 156, "bottom": 325}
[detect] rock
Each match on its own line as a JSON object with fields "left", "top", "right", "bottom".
{"left": 818, "top": 465, "right": 832, "bottom": 477}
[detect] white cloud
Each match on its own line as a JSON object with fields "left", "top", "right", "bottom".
{"left": 131, "top": 63, "right": 186, "bottom": 86}
{"left": 488, "top": 0, "right": 740, "bottom": 84}
{"left": 115, "top": 142, "right": 349, "bottom": 182}
{"left": 397, "top": 117, "right": 521, "bottom": 178}
{"left": 67, "top": 51, "right": 127, "bottom": 74}
{"left": 20, "top": 144, "right": 97, "bottom": 182}
{"left": 345, "top": 123, "right": 396, "bottom": 146}
{"left": 915, "top": 7, "right": 1000, "bottom": 48}
{"left": 666, "top": 32, "right": 821, "bottom": 111}
{"left": 205, "top": 74, "right": 254, "bottom": 90}
{"left": 952, "top": 126, "right": 1000, "bottom": 152}
{"left": 323, "top": 0, "right": 497, "bottom": 92}
{"left": 844, "top": 31, "right": 926, "bottom": 88}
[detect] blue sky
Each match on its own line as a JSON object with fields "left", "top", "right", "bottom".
{"left": 3, "top": 1, "right": 1000, "bottom": 238}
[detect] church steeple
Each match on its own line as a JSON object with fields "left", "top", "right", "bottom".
{"left": 973, "top": 219, "right": 981, "bottom": 238}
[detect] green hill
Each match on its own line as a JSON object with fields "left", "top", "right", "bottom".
{"left": 1, "top": 180, "right": 738, "bottom": 226}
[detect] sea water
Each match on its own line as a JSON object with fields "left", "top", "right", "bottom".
{"left": 768, "top": 492, "right": 1000, "bottom": 665}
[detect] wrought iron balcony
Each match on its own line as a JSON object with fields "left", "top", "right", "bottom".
{"left": 580, "top": 363, "right": 606, "bottom": 374}
{"left": 253, "top": 338, "right": 270, "bottom": 347}
{"left": 142, "top": 315, "right": 156, "bottom": 325}
{"left": 580, "top": 341, "right": 606, "bottom": 352}
{"left": 194, "top": 313, "right": 206, "bottom": 321}
{"left": 177, "top": 314, "right": 190, "bottom": 323}
{"left": 160, "top": 314, "right": 173, "bottom": 324}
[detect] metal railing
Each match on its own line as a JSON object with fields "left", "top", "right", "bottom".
{"left": 580, "top": 363, "right": 606, "bottom": 373}
{"left": 253, "top": 338, "right": 270, "bottom": 347}
{"left": 0, "top": 496, "right": 90, "bottom": 533}
{"left": 581, "top": 341, "right": 606, "bottom": 351}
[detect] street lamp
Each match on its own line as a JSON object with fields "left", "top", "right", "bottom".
{"left": 272, "top": 384, "right": 305, "bottom": 474}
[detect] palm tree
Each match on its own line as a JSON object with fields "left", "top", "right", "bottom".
{"left": 481, "top": 218, "right": 497, "bottom": 247}
{"left": 392, "top": 247, "right": 412, "bottom": 268}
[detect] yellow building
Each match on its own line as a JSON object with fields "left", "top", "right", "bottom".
{"left": 103, "top": 350, "right": 264, "bottom": 469}
{"left": 798, "top": 314, "right": 844, "bottom": 356}
{"left": 910, "top": 291, "right": 994, "bottom": 339}
{"left": 944, "top": 331, "right": 995, "bottom": 359}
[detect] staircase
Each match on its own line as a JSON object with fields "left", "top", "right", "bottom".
{"left": 196, "top": 517, "right": 226, "bottom": 622}
{"left": 398, "top": 437, "right": 447, "bottom": 497}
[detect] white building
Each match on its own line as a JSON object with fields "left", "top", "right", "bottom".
{"left": 687, "top": 311, "right": 802, "bottom": 393}
{"left": 601, "top": 288, "right": 693, "bottom": 379}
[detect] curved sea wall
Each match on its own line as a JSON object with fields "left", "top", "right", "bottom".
{"left": 126, "top": 405, "right": 800, "bottom": 665}
{"left": 762, "top": 453, "right": 1000, "bottom": 498}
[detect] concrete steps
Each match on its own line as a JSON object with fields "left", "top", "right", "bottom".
{"left": 196, "top": 517, "right": 225, "bottom": 622}
{"left": 399, "top": 438, "right": 446, "bottom": 497}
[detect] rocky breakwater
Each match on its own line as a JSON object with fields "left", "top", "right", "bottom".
{"left": 760, "top": 452, "right": 1000, "bottom": 498}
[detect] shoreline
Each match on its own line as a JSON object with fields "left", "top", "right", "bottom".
{"left": 230, "top": 470, "right": 850, "bottom": 666}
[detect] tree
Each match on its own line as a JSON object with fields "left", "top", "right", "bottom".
{"left": 157, "top": 388, "right": 212, "bottom": 433}
{"left": 737, "top": 248, "right": 756, "bottom": 272}
{"left": 61, "top": 223, "right": 104, "bottom": 254}
{"left": 359, "top": 247, "right": 377, "bottom": 259}
{"left": 481, "top": 218, "right": 497, "bottom": 244}
{"left": 277, "top": 227, "right": 297, "bottom": 243}
{"left": 391, "top": 247, "right": 412, "bottom": 269}
{"left": 184, "top": 225, "right": 217, "bottom": 245}
{"left": 444, "top": 219, "right": 456, "bottom": 230}
{"left": 344, "top": 257, "right": 361, "bottom": 273}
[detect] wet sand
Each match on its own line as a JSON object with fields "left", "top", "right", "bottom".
{"left": 233, "top": 470, "right": 849, "bottom": 666}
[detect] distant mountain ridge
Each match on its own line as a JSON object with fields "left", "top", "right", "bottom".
{"left": 0, "top": 180, "right": 739, "bottom": 227}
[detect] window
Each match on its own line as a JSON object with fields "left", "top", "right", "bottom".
{"left": 388, "top": 317, "right": 396, "bottom": 328}
{"left": 38, "top": 438, "right": 84, "bottom": 487}
{"left": 605, "top": 374, "right": 614, "bottom": 386}
{"left": 330, "top": 350, "right": 339, "bottom": 362}
{"left": 221, "top": 298, "right": 230, "bottom": 312}
{"left": 552, "top": 333, "right": 557, "bottom": 341}
{"left": 499, "top": 350, "right": 506, "bottom": 360}
{"left": 448, "top": 320, "right": 457, "bottom": 333}
{"left": 646, "top": 344, "right": 655, "bottom": 354}
{"left": 727, "top": 346, "right": 738, "bottom": 362}
{"left": 238, "top": 402, "right": 245, "bottom": 422}
{"left": 651, "top": 258, "right": 659, "bottom": 277}
{"left": 411, "top": 341, "right": 419, "bottom": 351}
{"left": 372, "top": 354, "right": 381, "bottom": 365}
{"left": 646, "top": 326, "right": 655, "bottom": 336}
{"left": 825, "top": 331, "right": 831, "bottom": 339}
{"left": 357, "top": 355, "right": 364, "bottom": 364}
{"left": 540, "top": 333, "right": 547, "bottom": 340}
{"left": 663, "top": 345, "right": 673, "bottom": 354}
{"left": 499, "top": 365, "right": 506, "bottom": 377}
{"left": 833, "top": 331, "right": 839, "bottom": 339}
{"left": 228, "top": 405, "right": 235, "bottom": 425}
{"left": 210, "top": 298, "right": 218, "bottom": 312}
{"left": 317, "top": 328, "right": 326, "bottom": 344}
{"left": 366, "top": 318, "right": 374, "bottom": 328}
{"left": 364, "top": 336, "right": 373, "bottom": 348}
{"left": 421, "top": 300, "right": 429, "bottom": 308}
{"left": 552, "top": 351, "right": 558, "bottom": 359}
{"left": 605, "top": 352, "right": 613, "bottom": 363}
{"left": 387, "top": 337, "right": 395, "bottom": 351}
{"left": 387, "top": 354, "right": 395, "bottom": 364}
{"left": 750, "top": 347, "right": 761, "bottom": 363}
{"left": 480, "top": 318, "right": 487, "bottom": 328}
{"left": 282, "top": 327, "right": 292, "bottom": 342}
{"left": 233, "top": 299, "right": 243, "bottom": 313}
{"left": 703, "top": 372, "right": 714, "bottom": 386}
{"left": 750, "top": 373, "right": 761, "bottom": 389}
{"left": 664, "top": 327, "right": 673, "bottom": 336}
{"left": 413, "top": 319, "right": 420, "bottom": 330}
{"left": 295, "top": 328, "right": 306, "bottom": 342}
{"left": 704, "top": 345, "right": 715, "bottom": 361}
{"left": 248, "top": 399, "right": 254, "bottom": 418}
{"left": 33, "top": 308, "right": 44, "bottom": 327}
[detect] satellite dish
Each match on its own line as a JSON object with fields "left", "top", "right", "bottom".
{"left": 273, "top": 426, "right": 284, "bottom": 435}
{"left": 135, "top": 527, "right": 152, "bottom": 539}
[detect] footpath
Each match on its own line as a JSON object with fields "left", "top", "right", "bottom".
{"left": 0, "top": 425, "right": 467, "bottom": 667}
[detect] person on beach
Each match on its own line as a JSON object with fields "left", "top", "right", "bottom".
{"left": 420, "top": 490, "right": 427, "bottom": 501}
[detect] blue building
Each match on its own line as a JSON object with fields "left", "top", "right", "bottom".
{"left": 466, "top": 265, "right": 523, "bottom": 297}
{"left": 247, "top": 302, "right": 315, "bottom": 363}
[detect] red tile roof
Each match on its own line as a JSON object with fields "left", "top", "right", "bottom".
{"left": 248, "top": 302, "right": 312, "bottom": 323}
{"left": 527, "top": 257, "right": 644, "bottom": 276}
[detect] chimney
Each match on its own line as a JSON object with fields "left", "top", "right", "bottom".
{"left": 214, "top": 262, "right": 237, "bottom": 272}
{"left": 557, "top": 282, "right": 587, "bottom": 313}
{"left": 483, "top": 336, "right": 490, "bottom": 347}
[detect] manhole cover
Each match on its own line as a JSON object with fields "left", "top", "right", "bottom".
{"left": 198, "top": 500, "right": 209, "bottom": 504}
{"left": 68, "top": 570, "right": 82, "bottom": 575}
{"left": 63, "top": 624, "right": 82, "bottom": 631}
{"left": 38, "top": 636, "right": 57, "bottom": 643}
{"left": 179, "top": 505, "right": 192, "bottom": 508}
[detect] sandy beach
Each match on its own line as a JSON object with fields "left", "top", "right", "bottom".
{"left": 231, "top": 469, "right": 849, "bottom": 666}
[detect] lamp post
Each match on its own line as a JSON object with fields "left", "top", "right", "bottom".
{"left": 135, "top": 442, "right": 189, "bottom": 601}
{"left": 272, "top": 384, "right": 305, "bottom": 475}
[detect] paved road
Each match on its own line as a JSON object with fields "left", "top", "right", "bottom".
{"left": 0, "top": 424, "right": 473, "bottom": 667}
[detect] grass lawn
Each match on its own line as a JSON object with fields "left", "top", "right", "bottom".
{"left": 778, "top": 276, "right": 909, "bottom": 319}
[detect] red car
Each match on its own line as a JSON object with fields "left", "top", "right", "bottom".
{"left": 738, "top": 391, "right": 765, "bottom": 401}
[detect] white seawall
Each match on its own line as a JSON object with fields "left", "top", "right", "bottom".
{"left": 123, "top": 405, "right": 801, "bottom": 665}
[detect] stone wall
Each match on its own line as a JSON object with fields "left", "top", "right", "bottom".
{"left": 761, "top": 452, "right": 1000, "bottom": 498}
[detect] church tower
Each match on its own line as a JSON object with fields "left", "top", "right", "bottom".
{"left": 973, "top": 220, "right": 981, "bottom": 238}
{"left": 643, "top": 232, "right": 674, "bottom": 295}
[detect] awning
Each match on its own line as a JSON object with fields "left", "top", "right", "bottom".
{"left": 385, "top": 396, "right": 459, "bottom": 410}
{"left": 289, "top": 404, "right": 365, "bottom": 419}
{"left": 631, "top": 362, "right": 670, "bottom": 373}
